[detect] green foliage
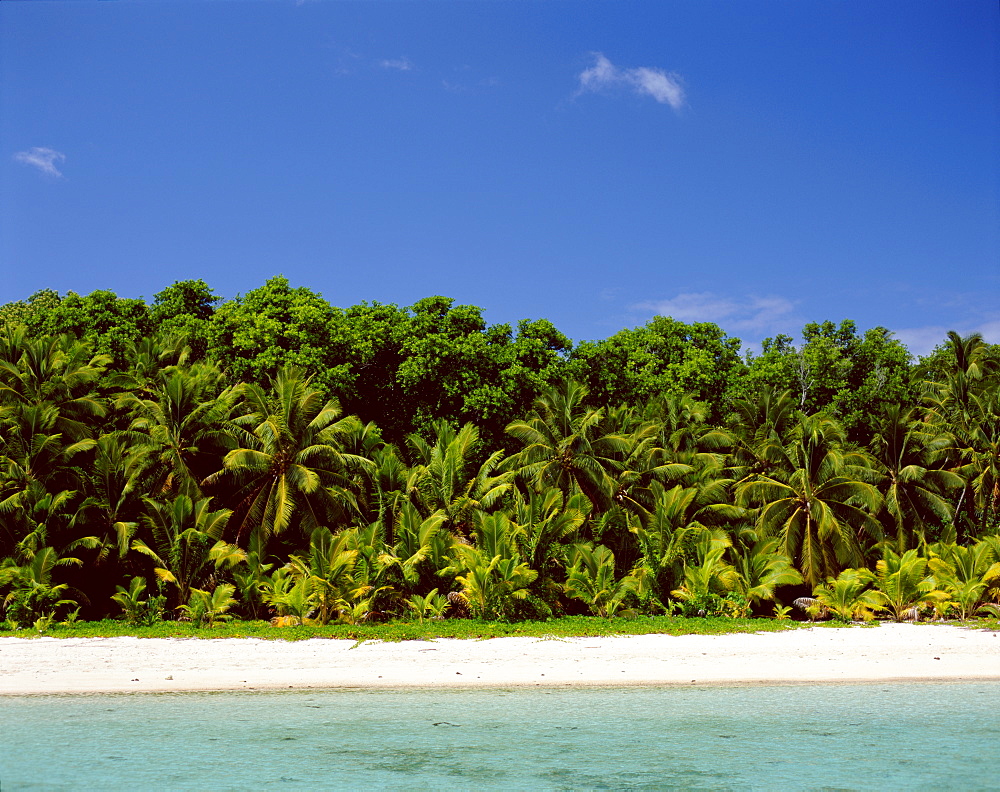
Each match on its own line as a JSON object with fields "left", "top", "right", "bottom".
{"left": 872, "top": 404, "right": 963, "bottom": 551}
{"left": 111, "top": 576, "right": 166, "bottom": 626}
{"left": 674, "top": 591, "right": 750, "bottom": 619}
{"left": 920, "top": 332, "right": 1000, "bottom": 540}
{"left": 260, "top": 570, "right": 317, "bottom": 625}
{"left": 131, "top": 494, "right": 240, "bottom": 608}
{"left": 2, "top": 278, "right": 998, "bottom": 631}
{"left": 407, "top": 421, "right": 512, "bottom": 534}
{"left": 180, "top": 583, "right": 238, "bottom": 627}
{"left": 287, "top": 526, "right": 364, "bottom": 625}
{"left": 564, "top": 543, "right": 637, "bottom": 617}
{"left": 150, "top": 280, "right": 219, "bottom": 358}
{"left": 571, "top": 316, "right": 743, "bottom": 419}
{"left": 0, "top": 289, "right": 158, "bottom": 367}
{"left": 205, "top": 368, "right": 373, "bottom": 547}
{"left": 405, "top": 588, "right": 450, "bottom": 622}
{"left": 505, "top": 380, "right": 622, "bottom": 511}
{"left": 670, "top": 534, "right": 754, "bottom": 617}
{"left": 452, "top": 513, "right": 539, "bottom": 620}
{"left": 118, "top": 362, "right": 238, "bottom": 499}
{"left": 208, "top": 277, "right": 340, "bottom": 388}
{"left": 0, "top": 546, "right": 83, "bottom": 627}
{"left": 833, "top": 326, "right": 916, "bottom": 441}
{"left": 729, "top": 535, "right": 803, "bottom": 607}
{"left": 33, "top": 612, "right": 57, "bottom": 634}
{"left": 812, "top": 568, "right": 882, "bottom": 622}
{"left": 927, "top": 540, "right": 1000, "bottom": 619}
{"left": 735, "top": 322, "right": 915, "bottom": 441}
{"left": 0, "top": 614, "right": 807, "bottom": 641}
{"left": 736, "top": 413, "right": 883, "bottom": 587}
{"left": 628, "top": 481, "right": 725, "bottom": 610}
{"left": 872, "top": 548, "right": 945, "bottom": 621}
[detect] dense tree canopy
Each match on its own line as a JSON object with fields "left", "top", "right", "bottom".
{"left": 1, "top": 279, "right": 998, "bottom": 627}
{"left": 571, "top": 316, "right": 743, "bottom": 419}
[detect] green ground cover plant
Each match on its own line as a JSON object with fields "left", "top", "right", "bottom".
{"left": 0, "top": 614, "right": 806, "bottom": 642}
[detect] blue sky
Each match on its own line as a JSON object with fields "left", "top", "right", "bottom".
{"left": 2, "top": 0, "right": 997, "bottom": 356}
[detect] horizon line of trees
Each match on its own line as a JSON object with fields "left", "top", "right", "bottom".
{"left": 0, "top": 278, "right": 998, "bottom": 628}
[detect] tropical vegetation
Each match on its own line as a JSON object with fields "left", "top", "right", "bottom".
{"left": 1, "top": 279, "right": 998, "bottom": 633}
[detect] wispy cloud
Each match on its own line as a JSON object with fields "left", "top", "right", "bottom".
{"left": 576, "top": 53, "right": 685, "bottom": 110}
{"left": 13, "top": 147, "right": 66, "bottom": 177}
{"left": 894, "top": 319, "right": 1000, "bottom": 358}
{"left": 442, "top": 71, "right": 501, "bottom": 94}
{"left": 379, "top": 57, "right": 413, "bottom": 72}
{"left": 631, "top": 292, "right": 797, "bottom": 335}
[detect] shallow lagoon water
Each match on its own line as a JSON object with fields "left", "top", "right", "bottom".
{"left": 2, "top": 682, "right": 998, "bottom": 790}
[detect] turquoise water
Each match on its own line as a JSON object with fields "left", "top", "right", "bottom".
{"left": 2, "top": 682, "right": 998, "bottom": 790}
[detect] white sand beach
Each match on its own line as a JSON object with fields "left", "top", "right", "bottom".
{"left": 0, "top": 623, "right": 997, "bottom": 695}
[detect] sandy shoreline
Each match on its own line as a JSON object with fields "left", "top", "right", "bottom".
{"left": 0, "top": 623, "right": 997, "bottom": 695}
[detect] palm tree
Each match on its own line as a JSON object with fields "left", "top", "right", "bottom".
{"left": 961, "top": 390, "right": 1000, "bottom": 535}
{"left": 287, "top": 527, "right": 362, "bottom": 625}
{"left": 729, "top": 534, "right": 803, "bottom": 612}
{"left": 0, "top": 478, "right": 83, "bottom": 560}
{"left": 451, "top": 512, "right": 538, "bottom": 620}
{"left": 923, "top": 331, "right": 995, "bottom": 435}
{"left": 504, "top": 380, "right": 626, "bottom": 511}
{"left": 260, "top": 570, "right": 317, "bottom": 625}
{"left": 736, "top": 413, "right": 883, "bottom": 588}
{"left": 131, "top": 494, "right": 243, "bottom": 609}
{"left": 0, "top": 545, "right": 84, "bottom": 625}
{"left": 228, "top": 539, "right": 274, "bottom": 621}
{"left": 453, "top": 548, "right": 538, "bottom": 621}
{"left": 927, "top": 541, "right": 1000, "bottom": 619}
{"left": 118, "top": 363, "right": 238, "bottom": 499}
{"left": 812, "top": 568, "right": 881, "bottom": 622}
{"left": 0, "top": 331, "right": 109, "bottom": 437}
{"left": 921, "top": 331, "right": 1000, "bottom": 539}
{"left": 407, "top": 421, "right": 512, "bottom": 534}
{"left": 643, "top": 392, "right": 733, "bottom": 469}
{"left": 605, "top": 408, "right": 691, "bottom": 519}
{"left": 180, "top": 583, "right": 239, "bottom": 627}
{"left": 77, "top": 435, "right": 144, "bottom": 561}
{"left": 872, "top": 548, "right": 944, "bottom": 621}
{"left": 106, "top": 330, "right": 193, "bottom": 398}
{"left": 205, "top": 368, "right": 374, "bottom": 548}
{"left": 110, "top": 576, "right": 165, "bottom": 625}
{"left": 0, "top": 335, "right": 105, "bottom": 565}
{"left": 727, "top": 387, "right": 799, "bottom": 480}
{"left": 405, "top": 588, "right": 450, "bottom": 622}
{"left": 872, "top": 405, "right": 963, "bottom": 551}
{"left": 509, "top": 486, "right": 588, "bottom": 588}
{"left": 386, "top": 502, "right": 456, "bottom": 595}
{"left": 670, "top": 535, "right": 743, "bottom": 613}
{"left": 628, "top": 479, "right": 739, "bottom": 610}
{"left": 0, "top": 402, "right": 95, "bottom": 523}
{"left": 564, "top": 543, "right": 636, "bottom": 617}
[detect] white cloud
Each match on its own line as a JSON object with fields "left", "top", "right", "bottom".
{"left": 576, "top": 53, "right": 685, "bottom": 110}
{"left": 631, "top": 292, "right": 797, "bottom": 334}
{"left": 629, "top": 67, "right": 685, "bottom": 108}
{"left": 442, "top": 74, "right": 501, "bottom": 93}
{"left": 979, "top": 319, "right": 1000, "bottom": 343}
{"left": 578, "top": 53, "right": 618, "bottom": 92}
{"left": 13, "top": 147, "right": 66, "bottom": 177}
{"left": 379, "top": 58, "right": 413, "bottom": 72}
{"left": 893, "top": 319, "right": 1000, "bottom": 358}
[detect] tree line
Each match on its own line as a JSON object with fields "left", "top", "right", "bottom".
{"left": 0, "top": 278, "right": 997, "bottom": 628}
